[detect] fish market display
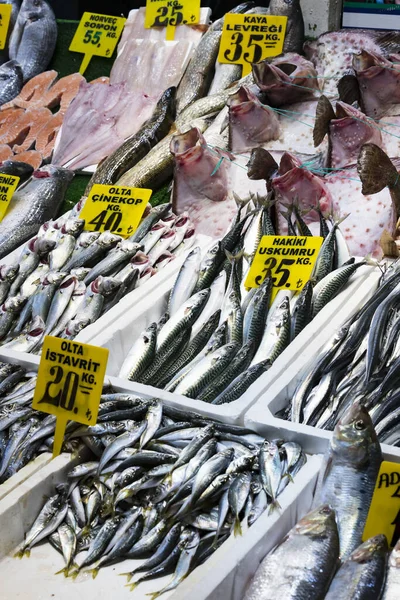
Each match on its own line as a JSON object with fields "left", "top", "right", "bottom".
{"left": 0, "top": 203, "right": 196, "bottom": 350}
{"left": 0, "top": 164, "right": 73, "bottom": 258}
{"left": 245, "top": 405, "right": 400, "bottom": 600}
{"left": 9, "top": 0, "right": 57, "bottom": 82}
{"left": 14, "top": 394, "right": 306, "bottom": 597}
{"left": 0, "top": 60, "right": 22, "bottom": 107}
{"left": 285, "top": 257, "right": 400, "bottom": 446}
{"left": 118, "top": 197, "right": 373, "bottom": 404}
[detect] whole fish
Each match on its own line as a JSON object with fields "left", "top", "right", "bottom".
{"left": 268, "top": 0, "right": 304, "bottom": 54}
{"left": 325, "top": 535, "right": 388, "bottom": 600}
{"left": 244, "top": 505, "right": 339, "bottom": 600}
{"left": 312, "top": 402, "right": 382, "bottom": 560}
{"left": 0, "top": 165, "right": 74, "bottom": 259}
{"left": 9, "top": 0, "right": 57, "bottom": 82}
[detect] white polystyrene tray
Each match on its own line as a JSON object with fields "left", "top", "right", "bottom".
{"left": 0, "top": 443, "right": 321, "bottom": 600}
{"left": 244, "top": 268, "right": 400, "bottom": 457}
{"left": 80, "top": 263, "right": 380, "bottom": 425}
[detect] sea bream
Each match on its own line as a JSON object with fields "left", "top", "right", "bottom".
{"left": 9, "top": 0, "right": 57, "bottom": 82}
{"left": 0, "top": 164, "right": 74, "bottom": 259}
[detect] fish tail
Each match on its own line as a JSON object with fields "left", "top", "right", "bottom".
{"left": 55, "top": 566, "right": 69, "bottom": 577}
{"left": 313, "top": 95, "right": 335, "bottom": 147}
{"left": 358, "top": 144, "right": 400, "bottom": 201}
{"left": 126, "top": 582, "right": 139, "bottom": 592}
{"left": 247, "top": 147, "right": 278, "bottom": 181}
{"left": 283, "top": 471, "right": 295, "bottom": 483}
{"left": 268, "top": 499, "right": 282, "bottom": 514}
{"left": 233, "top": 517, "right": 242, "bottom": 537}
{"left": 119, "top": 571, "right": 133, "bottom": 582}
{"left": 13, "top": 548, "right": 25, "bottom": 559}
{"left": 87, "top": 567, "right": 99, "bottom": 579}
{"left": 69, "top": 568, "right": 80, "bottom": 580}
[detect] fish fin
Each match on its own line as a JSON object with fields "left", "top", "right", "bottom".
{"left": 375, "top": 30, "right": 400, "bottom": 53}
{"left": 120, "top": 571, "right": 133, "bottom": 582}
{"left": 88, "top": 567, "right": 99, "bottom": 580}
{"left": 55, "top": 566, "right": 70, "bottom": 577}
{"left": 357, "top": 144, "right": 399, "bottom": 195}
{"left": 268, "top": 499, "right": 282, "bottom": 514}
{"left": 69, "top": 569, "right": 80, "bottom": 580}
{"left": 380, "top": 230, "right": 399, "bottom": 258}
{"left": 283, "top": 472, "right": 295, "bottom": 483}
{"left": 247, "top": 147, "right": 278, "bottom": 181}
{"left": 338, "top": 75, "right": 360, "bottom": 106}
{"left": 233, "top": 517, "right": 242, "bottom": 537}
{"left": 13, "top": 548, "right": 25, "bottom": 559}
{"left": 364, "top": 254, "right": 379, "bottom": 267}
{"left": 313, "top": 95, "right": 336, "bottom": 147}
{"left": 126, "top": 582, "right": 139, "bottom": 591}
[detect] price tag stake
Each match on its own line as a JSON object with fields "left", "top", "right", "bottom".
{"left": 245, "top": 235, "right": 324, "bottom": 292}
{"left": 79, "top": 184, "right": 151, "bottom": 237}
{"left": 363, "top": 461, "right": 400, "bottom": 548}
{"left": 69, "top": 12, "right": 126, "bottom": 75}
{"left": 33, "top": 337, "right": 109, "bottom": 458}
{"left": 0, "top": 4, "right": 12, "bottom": 51}
{"left": 145, "top": 0, "right": 200, "bottom": 41}
{"left": 218, "top": 14, "right": 288, "bottom": 76}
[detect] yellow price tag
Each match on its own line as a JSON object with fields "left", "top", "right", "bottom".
{"left": 245, "top": 235, "right": 324, "bottom": 290}
{"left": 0, "top": 173, "right": 19, "bottom": 221}
{"left": 0, "top": 4, "right": 12, "bottom": 50}
{"left": 363, "top": 461, "right": 400, "bottom": 548}
{"left": 218, "top": 13, "right": 288, "bottom": 76}
{"left": 69, "top": 12, "right": 126, "bottom": 75}
{"left": 79, "top": 184, "right": 151, "bottom": 238}
{"left": 145, "top": 0, "right": 200, "bottom": 40}
{"left": 33, "top": 336, "right": 109, "bottom": 458}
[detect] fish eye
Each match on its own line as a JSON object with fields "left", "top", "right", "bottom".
{"left": 354, "top": 420, "right": 365, "bottom": 430}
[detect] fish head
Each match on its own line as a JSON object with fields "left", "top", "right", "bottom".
{"left": 44, "top": 271, "right": 67, "bottom": 285}
{"left": 353, "top": 51, "right": 400, "bottom": 119}
{"left": 78, "top": 231, "right": 101, "bottom": 247}
{"left": 170, "top": 127, "right": 204, "bottom": 165}
{"left": 20, "top": 0, "right": 55, "bottom": 20}
{"left": 333, "top": 401, "right": 378, "bottom": 463}
{"left": 350, "top": 534, "right": 388, "bottom": 562}
{"left": 33, "top": 237, "right": 57, "bottom": 256}
{"left": 65, "top": 318, "right": 91, "bottom": 338}
{"left": 4, "top": 295, "right": 27, "bottom": 312}
{"left": 118, "top": 240, "right": 141, "bottom": 254}
{"left": 327, "top": 101, "right": 383, "bottom": 170}
{"left": 27, "top": 315, "right": 45, "bottom": 339}
{"left": 130, "top": 251, "right": 150, "bottom": 267}
{"left": 0, "top": 59, "right": 23, "bottom": 84}
{"left": 154, "top": 251, "right": 175, "bottom": 268}
{"left": 33, "top": 165, "right": 74, "bottom": 183}
{"left": 62, "top": 218, "right": 85, "bottom": 237}
{"left": 0, "top": 158, "right": 33, "bottom": 180}
{"left": 295, "top": 504, "right": 338, "bottom": 537}
{"left": 96, "top": 276, "right": 121, "bottom": 296}
{"left": 253, "top": 54, "right": 319, "bottom": 106}
{"left": 70, "top": 267, "right": 91, "bottom": 281}
{"left": 0, "top": 263, "right": 19, "bottom": 281}
{"left": 98, "top": 231, "right": 122, "bottom": 248}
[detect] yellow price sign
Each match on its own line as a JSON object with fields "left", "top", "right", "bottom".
{"left": 363, "top": 461, "right": 400, "bottom": 548}
{"left": 79, "top": 184, "right": 151, "bottom": 238}
{"left": 0, "top": 4, "right": 12, "bottom": 50}
{"left": 69, "top": 12, "right": 126, "bottom": 75}
{"left": 218, "top": 13, "right": 288, "bottom": 76}
{"left": 245, "top": 235, "right": 324, "bottom": 291}
{"left": 33, "top": 336, "right": 109, "bottom": 458}
{"left": 0, "top": 173, "right": 19, "bottom": 221}
{"left": 145, "top": 0, "right": 200, "bottom": 40}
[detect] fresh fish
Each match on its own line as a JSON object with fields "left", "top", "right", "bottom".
{"left": 244, "top": 505, "right": 339, "bottom": 600}
{"left": 0, "top": 60, "right": 23, "bottom": 106}
{"left": 0, "top": 165, "right": 74, "bottom": 259}
{"left": 9, "top": 0, "right": 57, "bottom": 82}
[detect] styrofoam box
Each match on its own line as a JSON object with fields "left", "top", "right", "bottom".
{"left": 0, "top": 441, "right": 322, "bottom": 600}
{"left": 244, "top": 268, "right": 400, "bottom": 458}
{"left": 79, "top": 263, "right": 381, "bottom": 425}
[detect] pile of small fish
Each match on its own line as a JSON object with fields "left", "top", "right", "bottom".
{"left": 118, "top": 196, "right": 373, "bottom": 404}
{"left": 15, "top": 396, "right": 306, "bottom": 598}
{"left": 245, "top": 402, "right": 400, "bottom": 600}
{"left": 287, "top": 258, "right": 400, "bottom": 446}
{"left": 0, "top": 363, "right": 52, "bottom": 484}
{"left": 0, "top": 202, "right": 196, "bottom": 350}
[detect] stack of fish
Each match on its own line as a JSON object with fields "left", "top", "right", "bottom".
{"left": 0, "top": 363, "right": 50, "bottom": 484}
{"left": 118, "top": 196, "right": 374, "bottom": 404}
{"left": 0, "top": 202, "right": 196, "bottom": 351}
{"left": 287, "top": 258, "right": 400, "bottom": 446}
{"left": 15, "top": 395, "right": 306, "bottom": 598}
{"left": 245, "top": 402, "right": 400, "bottom": 600}
{"left": 0, "top": 0, "right": 57, "bottom": 106}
